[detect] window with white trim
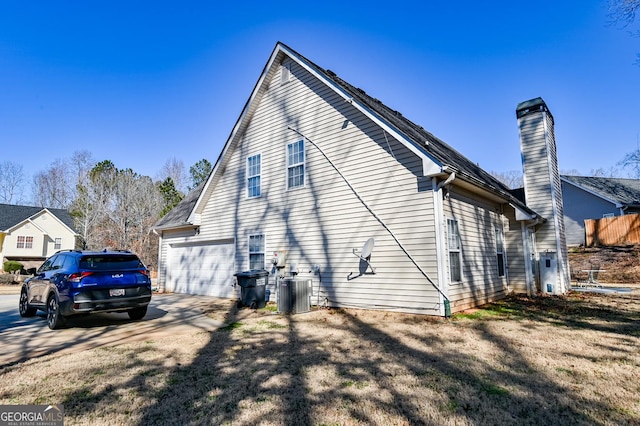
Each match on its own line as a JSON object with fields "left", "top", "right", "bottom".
{"left": 246, "top": 154, "right": 261, "bottom": 198}
{"left": 447, "top": 219, "right": 461, "bottom": 282}
{"left": 248, "top": 234, "right": 265, "bottom": 270}
{"left": 17, "top": 236, "right": 33, "bottom": 249}
{"left": 287, "top": 140, "right": 305, "bottom": 189}
{"left": 54, "top": 237, "right": 62, "bottom": 250}
{"left": 495, "top": 228, "right": 505, "bottom": 277}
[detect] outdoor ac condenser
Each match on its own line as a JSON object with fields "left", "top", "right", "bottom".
{"left": 278, "top": 278, "right": 312, "bottom": 313}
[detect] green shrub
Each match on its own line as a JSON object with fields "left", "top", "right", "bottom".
{"left": 3, "top": 261, "right": 23, "bottom": 274}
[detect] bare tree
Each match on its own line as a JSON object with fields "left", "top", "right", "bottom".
{"left": 608, "top": 0, "right": 640, "bottom": 63}
{"left": 590, "top": 166, "right": 621, "bottom": 177}
{"left": 69, "top": 152, "right": 98, "bottom": 248}
{"left": 156, "top": 157, "right": 188, "bottom": 195}
{"left": 78, "top": 163, "right": 162, "bottom": 265}
{"left": 0, "top": 161, "right": 26, "bottom": 204}
{"left": 560, "top": 168, "right": 582, "bottom": 176}
{"left": 618, "top": 147, "right": 640, "bottom": 178}
{"left": 489, "top": 170, "right": 524, "bottom": 189}
{"left": 32, "top": 158, "right": 74, "bottom": 208}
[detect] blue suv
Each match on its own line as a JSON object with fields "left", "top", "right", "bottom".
{"left": 19, "top": 250, "right": 152, "bottom": 329}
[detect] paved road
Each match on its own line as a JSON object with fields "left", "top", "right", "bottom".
{"left": 0, "top": 292, "right": 226, "bottom": 367}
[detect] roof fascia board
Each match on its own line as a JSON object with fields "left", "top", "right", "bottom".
{"left": 279, "top": 44, "right": 443, "bottom": 177}
{"left": 7, "top": 218, "right": 47, "bottom": 234}
{"left": 560, "top": 176, "right": 620, "bottom": 207}
{"left": 7, "top": 208, "right": 77, "bottom": 235}
{"left": 154, "top": 223, "right": 197, "bottom": 233}
{"left": 452, "top": 170, "right": 537, "bottom": 216}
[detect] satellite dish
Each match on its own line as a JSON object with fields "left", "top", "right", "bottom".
{"left": 361, "top": 238, "right": 375, "bottom": 259}
{"left": 348, "top": 238, "right": 376, "bottom": 280}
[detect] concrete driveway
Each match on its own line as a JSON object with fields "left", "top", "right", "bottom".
{"left": 0, "top": 291, "right": 226, "bottom": 367}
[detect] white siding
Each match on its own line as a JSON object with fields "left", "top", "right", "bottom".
{"left": 503, "top": 206, "right": 528, "bottom": 294}
{"left": 191, "top": 57, "right": 442, "bottom": 314}
{"left": 519, "top": 111, "right": 570, "bottom": 292}
{"left": 442, "top": 187, "right": 509, "bottom": 312}
{"left": 158, "top": 53, "right": 530, "bottom": 315}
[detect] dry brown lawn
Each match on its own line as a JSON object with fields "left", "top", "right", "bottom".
{"left": 1, "top": 291, "right": 639, "bottom": 425}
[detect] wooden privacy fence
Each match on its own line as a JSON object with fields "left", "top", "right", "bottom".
{"left": 585, "top": 213, "right": 640, "bottom": 246}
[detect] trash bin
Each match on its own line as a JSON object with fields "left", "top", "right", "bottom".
{"left": 234, "top": 270, "right": 268, "bottom": 309}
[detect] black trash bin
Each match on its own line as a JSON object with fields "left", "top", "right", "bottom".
{"left": 234, "top": 270, "right": 268, "bottom": 309}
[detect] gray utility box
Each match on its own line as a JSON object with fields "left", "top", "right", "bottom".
{"left": 234, "top": 270, "right": 268, "bottom": 309}
{"left": 278, "top": 278, "right": 312, "bottom": 314}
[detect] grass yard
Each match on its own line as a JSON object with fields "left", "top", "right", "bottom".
{"left": 1, "top": 291, "right": 639, "bottom": 425}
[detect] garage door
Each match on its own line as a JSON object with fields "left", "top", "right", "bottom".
{"left": 167, "top": 239, "right": 236, "bottom": 297}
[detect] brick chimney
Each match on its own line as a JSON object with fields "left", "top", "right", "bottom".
{"left": 517, "top": 97, "right": 570, "bottom": 294}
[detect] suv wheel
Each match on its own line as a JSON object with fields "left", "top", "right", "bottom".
{"left": 19, "top": 288, "right": 37, "bottom": 317}
{"left": 127, "top": 306, "right": 147, "bottom": 320}
{"left": 47, "top": 294, "right": 66, "bottom": 330}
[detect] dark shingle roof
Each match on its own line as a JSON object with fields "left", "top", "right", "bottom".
{"left": 294, "top": 49, "right": 525, "bottom": 207}
{"left": 562, "top": 175, "right": 640, "bottom": 207}
{"left": 153, "top": 183, "right": 205, "bottom": 229}
{"left": 0, "top": 204, "right": 77, "bottom": 232}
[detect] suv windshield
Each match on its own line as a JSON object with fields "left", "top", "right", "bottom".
{"left": 79, "top": 255, "right": 144, "bottom": 271}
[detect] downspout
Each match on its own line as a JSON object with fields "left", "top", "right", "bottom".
{"left": 152, "top": 228, "right": 162, "bottom": 292}
{"left": 433, "top": 172, "right": 456, "bottom": 316}
{"left": 288, "top": 126, "right": 450, "bottom": 314}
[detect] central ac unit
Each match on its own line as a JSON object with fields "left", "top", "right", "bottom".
{"left": 277, "top": 278, "right": 312, "bottom": 313}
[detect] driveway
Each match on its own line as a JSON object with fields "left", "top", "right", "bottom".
{"left": 0, "top": 291, "right": 226, "bottom": 367}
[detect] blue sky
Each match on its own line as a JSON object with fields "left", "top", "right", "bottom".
{"left": 1, "top": 1, "right": 639, "bottom": 190}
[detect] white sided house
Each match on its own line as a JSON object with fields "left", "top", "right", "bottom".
{"left": 0, "top": 204, "right": 78, "bottom": 271}
{"left": 153, "top": 43, "right": 569, "bottom": 315}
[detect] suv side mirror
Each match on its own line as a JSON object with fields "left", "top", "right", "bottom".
{"left": 26, "top": 267, "right": 37, "bottom": 276}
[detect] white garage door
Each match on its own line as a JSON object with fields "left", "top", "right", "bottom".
{"left": 167, "top": 239, "right": 236, "bottom": 297}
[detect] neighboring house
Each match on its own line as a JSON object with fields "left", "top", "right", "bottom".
{"left": 0, "top": 204, "right": 78, "bottom": 271}
{"left": 153, "top": 43, "right": 569, "bottom": 315}
{"left": 560, "top": 175, "right": 640, "bottom": 246}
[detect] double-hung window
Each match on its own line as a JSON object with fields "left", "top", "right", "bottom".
{"left": 248, "top": 234, "right": 265, "bottom": 270}
{"left": 496, "top": 228, "right": 505, "bottom": 277}
{"left": 447, "top": 219, "right": 462, "bottom": 282}
{"left": 287, "top": 140, "right": 305, "bottom": 189}
{"left": 54, "top": 237, "right": 62, "bottom": 250}
{"left": 17, "top": 236, "right": 33, "bottom": 249}
{"left": 246, "top": 154, "right": 261, "bottom": 198}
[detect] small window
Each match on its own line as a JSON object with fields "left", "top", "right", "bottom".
{"left": 447, "top": 219, "right": 462, "bottom": 282}
{"left": 495, "top": 228, "right": 505, "bottom": 277}
{"left": 603, "top": 213, "right": 615, "bottom": 218}
{"left": 16, "top": 236, "right": 33, "bottom": 249}
{"left": 287, "top": 140, "right": 305, "bottom": 189}
{"left": 54, "top": 237, "right": 62, "bottom": 250}
{"left": 248, "top": 234, "right": 265, "bottom": 270}
{"left": 246, "top": 154, "right": 261, "bottom": 198}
